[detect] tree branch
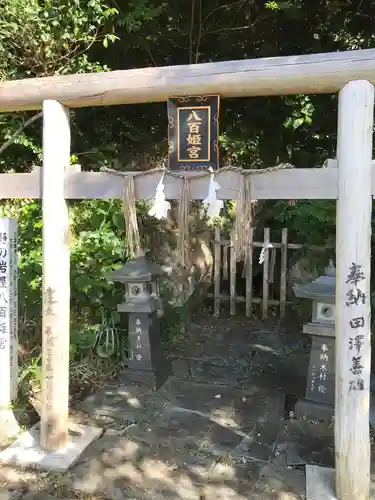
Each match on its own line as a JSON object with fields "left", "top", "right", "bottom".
{"left": 201, "top": 1, "right": 246, "bottom": 27}
{"left": 203, "top": 21, "right": 263, "bottom": 36}
{"left": 195, "top": 0, "right": 202, "bottom": 63}
{"left": 0, "top": 112, "right": 42, "bottom": 156}
{"left": 189, "top": 0, "right": 195, "bottom": 64}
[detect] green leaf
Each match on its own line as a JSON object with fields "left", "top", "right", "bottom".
{"left": 292, "top": 118, "right": 304, "bottom": 129}
{"left": 112, "top": 212, "right": 125, "bottom": 230}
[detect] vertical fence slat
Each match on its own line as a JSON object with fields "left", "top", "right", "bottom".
{"left": 223, "top": 243, "right": 229, "bottom": 280}
{"left": 262, "top": 228, "right": 270, "bottom": 319}
{"left": 280, "top": 228, "right": 288, "bottom": 318}
{"left": 245, "top": 227, "right": 254, "bottom": 318}
{"left": 212, "top": 227, "right": 291, "bottom": 320}
{"left": 269, "top": 248, "right": 276, "bottom": 284}
{"left": 214, "top": 227, "right": 221, "bottom": 317}
{"left": 230, "top": 233, "right": 236, "bottom": 316}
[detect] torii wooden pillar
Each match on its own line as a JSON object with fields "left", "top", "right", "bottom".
{"left": 335, "top": 80, "right": 374, "bottom": 500}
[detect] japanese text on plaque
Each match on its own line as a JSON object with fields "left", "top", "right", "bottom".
{"left": 345, "top": 263, "right": 366, "bottom": 392}
{"left": 317, "top": 343, "right": 329, "bottom": 394}
{"left": 0, "top": 231, "right": 8, "bottom": 352}
{"left": 0, "top": 220, "right": 18, "bottom": 404}
{"left": 177, "top": 107, "right": 210, "bottom": 162}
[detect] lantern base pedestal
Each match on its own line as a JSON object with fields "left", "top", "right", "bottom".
{"left": 123, "top": 312, "right": 171, "bottom": 390}
{"left": 0, "top": 421, "right": 102, "bottom": 472}
{"left": 295, "top": 398, "right": 334, "bottom": 423}
{"left": 119, "top": 363, "right": 171, "bottom": 391}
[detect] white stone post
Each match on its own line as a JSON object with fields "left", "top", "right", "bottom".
{"left": 335, "top": 80, "right": 375, "bottom": 500}
{"left": 0, "top": 218, "right": 19, "bottom": 441}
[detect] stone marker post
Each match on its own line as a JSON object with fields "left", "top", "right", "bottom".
{"left": 293, "top": 263, "right": 336, "bottom": 422}
{"left": 0, "top": 218, "right": 19, "bottom": 441}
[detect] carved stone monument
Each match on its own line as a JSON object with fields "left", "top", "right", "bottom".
{"left": 106, "top": 256, "right": 171, "bottom": 389}
{"left": 0, "top": 218, "right": 20, "bottom": 442}
{"left": 293, "top": 262, "right": 336, "bottom": 422}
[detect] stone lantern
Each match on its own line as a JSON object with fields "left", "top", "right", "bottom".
{"left": 292, "top": 262, "right": 336, "bottom": 421}
{"left": 106, "top": 256, "right": 171, "bottom": 389}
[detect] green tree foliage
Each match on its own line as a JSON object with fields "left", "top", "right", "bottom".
{"left": 0, "top": 0, "right": 119, "bottom": 80}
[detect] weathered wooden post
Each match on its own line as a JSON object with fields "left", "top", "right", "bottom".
{"left": 0, "top": 218, "right": 19, "bottom": 442}
{"left": 335, "top": 80, "right": 374, "bottom": 500}
{"left": 0, "top": 101, "right": 101, "bottom": 471}
{"left": 40, "top": 100, "right": 71, "bottom": 451}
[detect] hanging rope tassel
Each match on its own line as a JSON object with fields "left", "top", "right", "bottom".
{"left": 233, "top": 173, "right": 252, "bottom": 262}
{"left": 123, "top": 175, "right": 143, "bottom": 259}
{"left": 178, "top": 176, "right": 191, "bottom": 268}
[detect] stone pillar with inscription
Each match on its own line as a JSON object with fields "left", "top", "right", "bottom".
{"left": 293, "top": 263, "right": 336, "bottom": 422}
{"left": 0, "top": 218, "right": 20, "bottom": 441}
{"left": 106, "top": 256, "right": 171, "bottom": 389}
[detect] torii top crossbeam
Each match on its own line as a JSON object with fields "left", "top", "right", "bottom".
{"left": 1, "top": 48, "right": 375, "bottom": 111}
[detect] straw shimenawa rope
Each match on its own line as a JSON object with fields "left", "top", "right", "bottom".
{"left": 105, "top": 163, "right": 294, "bottom": 264}
{"left": 178, "top": 177, "right": 191, "bottom": 268}
{"left": 122, "top": 175, "right": 143, "bottom": 259}
{"left": 232, "top": 172, "right": 252, "bottom": 262}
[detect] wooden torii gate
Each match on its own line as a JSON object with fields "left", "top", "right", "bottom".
{"left": 0, "top": 49, "right": 375, "bottom": 500}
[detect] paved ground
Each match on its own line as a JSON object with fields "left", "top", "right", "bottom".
{"left": 0, "top": 315, "right": 348, "bottom": 499}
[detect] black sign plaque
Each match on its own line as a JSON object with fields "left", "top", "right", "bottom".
{"left": 167, "top": 95, "right": 220, "bottom": 170}
{"left": 305, "top": 335, "right": 335, "bottom": 405}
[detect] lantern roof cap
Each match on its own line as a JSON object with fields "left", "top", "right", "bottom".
{"left": 106, "top": 256, "right": 162, "bottom": 283}
{"left": 293, "top": 273, "right": 336, "bottom": 300}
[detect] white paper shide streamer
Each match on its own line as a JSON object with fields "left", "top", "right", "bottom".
{"left": 148, "top": 173, "right": 171, "bottom": 219}
{"left": 258, "top": 243, "right": 274, "bottom": 264}
{"left": 203, "top": 167, "right": 223, "bottom": 219}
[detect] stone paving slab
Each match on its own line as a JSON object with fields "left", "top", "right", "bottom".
{"left": 242, "top": 351, "right": 307, "bottom": 396}
{"left": 249, "top": 462, "right": 304, "bottom": 499}
{"left": 66, "top": 430, "right": 243, "bottom": 499}
{"left": 247, "top": 332, "right": 288, "bottom": 356}
{"left": 185, "top": 321, "right": 269, "bottom": 360}
{"left": 126, "top": 405, "right": 243, "bottom": 457}
{"left": 167, "top": 377, "right": 286, "bottom": 433}
{"left": 170, "top": 358, "right": 191, "bottom": 379}
{"left": 167, "top": 379, "right": 250, "bottom": 426}
{"left": 78, "top": 373, "right": 171, "bottom": 428}
{"left": 22, "top": 495, "right": 69, "bottom": 500}
{"left": 0, "top": 490, "right": 73, "bottom": 500}
{"left": 231, "top": 421, "right": 283, "bottom": 464}
{"left": 285, "top": 420, "right": 334, "bottom": 467}
{"left": 65, "top": 429, "right": 302, "bottom": 500}
{"left": 234, "top": 387, "right": 286, "bottom": 429}
{"left": 0, "top": 490, "right": 21, "bottom": 500}
{"left": 189, "top": 358, "right": 252, "bottom": 386}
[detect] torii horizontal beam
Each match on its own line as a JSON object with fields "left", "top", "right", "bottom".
{"left": 1, "top": 161, "right": 374, "bottom": 200}
{"left": 1, "top": 49, "right": 375, "bottom": 111}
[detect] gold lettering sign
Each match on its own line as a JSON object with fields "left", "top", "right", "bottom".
{"left": 167, "top": 95, "right": 220, "bottom": 170}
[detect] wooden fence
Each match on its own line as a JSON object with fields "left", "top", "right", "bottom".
{"left": 212, "top": 227, "right": 307, "bottom": 319}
